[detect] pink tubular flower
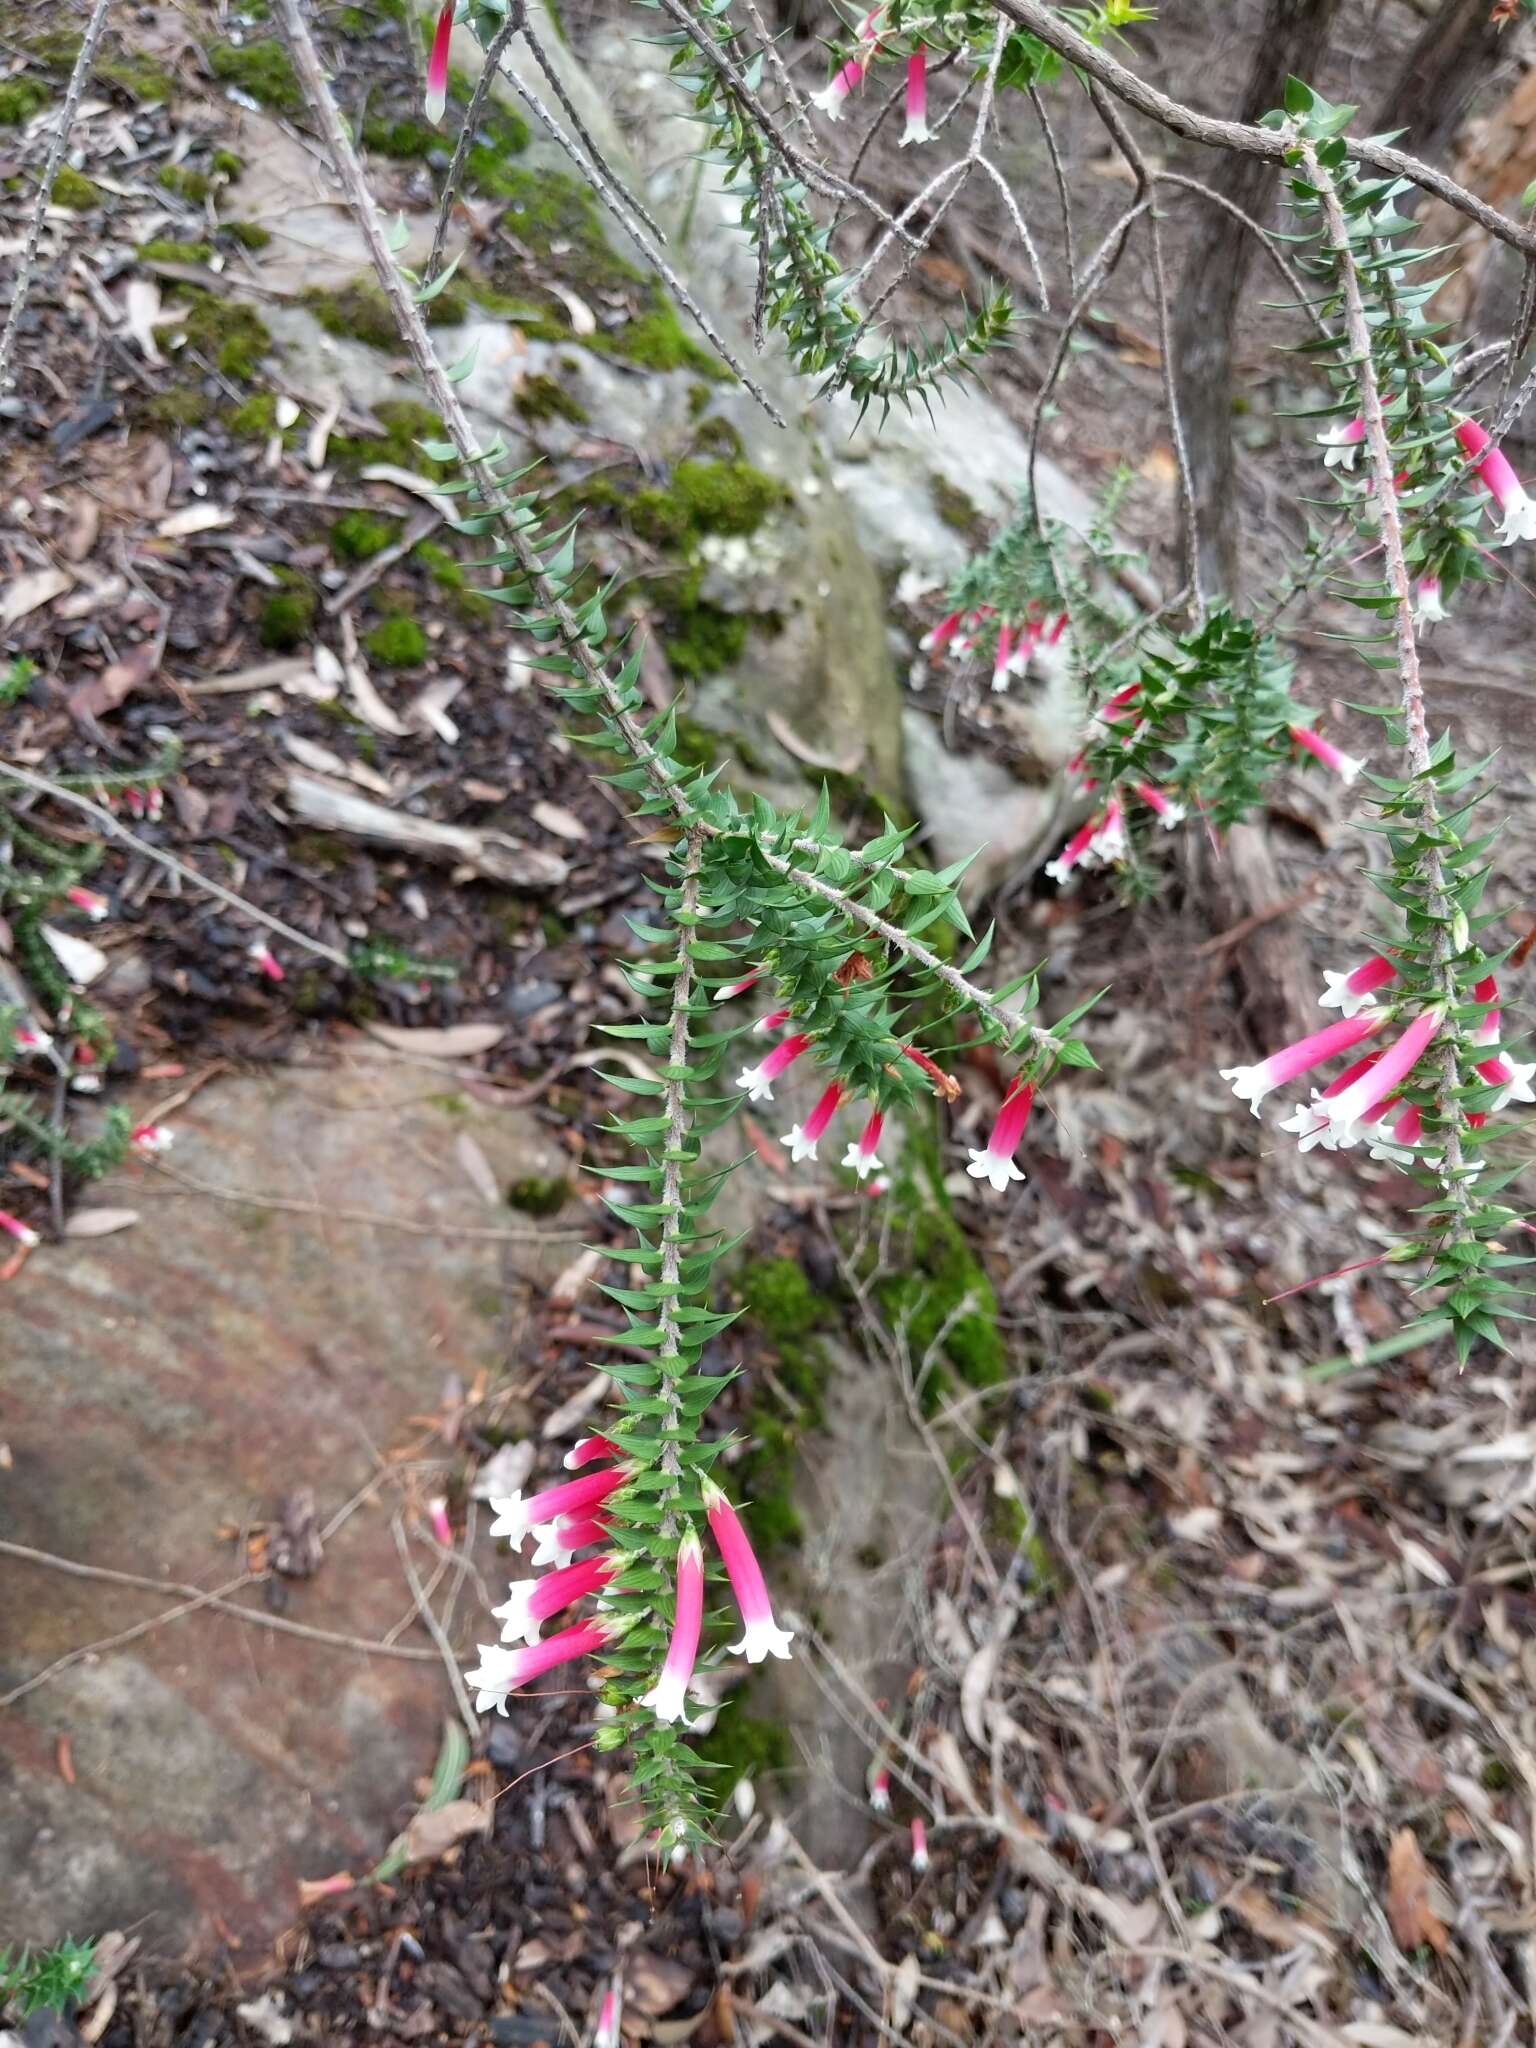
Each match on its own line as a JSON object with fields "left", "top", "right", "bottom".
{"left": 1290, "top": 723, "right": 1364, "bottom": 786}
{"left": 704, "top": 1479, "right": 794, "bottom": 1663}
{"left": 812, "top": 54, "right": 865, "bottom": 119}
{"left": 901, "top": 48, "right": 928, "bottom": 146}
{"left": 0, "top": 1209, "right": 40, "bottom": 1249}
{"left": 736, "top": 1031, "right": 811, "bottom": 1103}
{"left": 427, "top": 1496, "right": 454, "bottom": 1547}
{"left": 1045, "top": 610, "right": 1069, "bottom": 646}
{"left": 12, "top": 1022, "right": 52, "bottom": 1056}
{"left": 920, "top": 611, "right": 962, "bottom": 656}
{"left": 530, "top": 1514, "right": 610, "bottom": 1568}
{"left": 1370, "top": 1100, "right": 1424, "bottom": 1168}
{"left": 910, "top": 1818, "right": 929, "bottom": 1873}
{"left": 713, "top": 968, "right": 761, "bottom": 1004}
{"left": 1455, "top": 417, "right": 1536, "bottom": 546}
{"left": 991, "top": 621, "right": 1014, "bottom": 693}
{"left": 465, "top": 1618, "right": 615, "bottom": 1714}
{"left": 494, "top": 1553, "right": 616, "bottom": 1646}
{"left": 425, "top": 2, "right": 453, "bottom": 125}
{"left": 1278, "top": 1049, "right": 1383, "bottom": 1153}
{"left": 1085, "top": 796, "right": 1127, "bottom": 867}
{"left": 1321, "top": 1008, "right": 1443, "bottom": 1140}
{"left": 488, "top": 1464, "right": 626, "bottom": 1548}
{"left": 1135, "top": 781, "right": 1186, "bottom": 831}
{"left": 595, "top": 1983, "right": 622, "bottom": 2048}
{"left": 782, "top": 1081, "right": 843, "bottom": 1164}
{"left": 564, "top": 1434, "right": 620, "bottom": 1471}
{"left": 1319, "top": 955, "right": 1397, "bottom": 1017}
{"left": 65, "top": 886, "right": 108, "bottom": 921}
{"left": 1221, "top": 1012, "right": 1383, "bottom": 1117}
{"left": 130, "top": 1122, "right": 174, "bottom": 1155}
{"left": 1414, "top": 575, "right": 1448, "bottom": 627}
{"left": 1471, "top": 975, "right": 1535, "bottom": 1106}
{"left": 868, "top": 1762, "right": 891, "bottom": 1812}
{"left": 640, "top": 1529, "right": 704, "bottom": 1725}
{"left": 966, "top": 1079, "right": 1033, "bottom": 1195}
{"left": 754, "top": 1006, "right": 792, "bottom": 1036}
{"left": 249, "top": 939, "right": 284, "bottom": 982}
{"left": 842, "top": 1107, "right": 884, "bottom": 1181}
{"left": 1045, "top": 816, "right": 1098, "bottom": 887}
{"left": 1099, "top": 680, "right": 1141, "bottom": 723}
{"left": 1316, "top": 415, "right": 1364, "bottom": 470}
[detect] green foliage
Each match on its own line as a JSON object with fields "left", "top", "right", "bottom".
{"left": 331, "top": 510, "right": 401, "bottom": 562}
{"left": 0, "top": 77, "right": 50, "bottom": 124}
{"left": 1, "top": 658, "right": 35, "bottom": 706}
{"left": 138, "top": 238, "right": 214, "bottom": 264}
{"left": 331, "top": 397, "right": 450, "bottom": 478}
{"left": 506, "top": 1174, "right": 570, "bottom": 1215}
{"left": 208, "top": 38, "right": 303, "bottom": 113}
{"left": 514, "top": 374, "right": 590, "bottom": 426}
{"left": 257, "top": 579, "right": 318, "bottom": 650}
{"left": 305, "top": 278, "right": 468, "bottom": 347}
{"left": 143, "top": 384, "right": 212, "bottom": 428}
{"left": 0, "top": 1936, "right": 97, "bottom": 2017}
{"left": 227, "top": 219, "right": 271, "bottom": 249}
{"left": 157, "top": 163, "right": 211, "bottom": 201}
{"left": 51, "top": 166, "right": 101, "bottom": 208}
{"left": 172, "top": 289, "right": 273, "bottom": 378}
{"left": 632, "top": 460, "right": 787, "bottom": 546}
{"left": 227, "top": 391, "right": 280, "bottom": 436}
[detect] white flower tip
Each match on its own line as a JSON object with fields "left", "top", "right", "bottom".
{"left": 1218, "top": 1065, "right": 1265, "bottom": 1115}
{"left": 425, "top": 86, "right": 446, "bottom": 125}
{"left": 736, "top": 1068, "right": 771, "bottom": 1102}
{"left": 1499, "top": 498, "right": 1536, "bottom": 545}
{"left": 911, "top": 1848, "right": 930, "bottom": 1873}
{"left": 780, "top": 1126, "right": 817, "bottom": 1163}
{"left": 1337, "top": 753, "right": 1365, "bottom": 787}
{"left": 965, "top": 1149, "right": 1025, "bottom": 1195}
{"left": 731, "top": 1620, "right": 795, "bottom": 1664}
{"left": 811, "top": 84, "right": 845, "bottom": 118}
{"left": 900, "top": 119, "right": 930, "bottom": 147}
{"left": 639, "top": 1674, "right": 691, "bottom": 1726}
{"left": 486, "top": 1492, "right": 527, "bottom": 1542}
{"left": 1043, "top": 858, "right": 1071, "bottom": 886}
{"left": 870, "top": 1786, "right": 890, "bottom": 1813}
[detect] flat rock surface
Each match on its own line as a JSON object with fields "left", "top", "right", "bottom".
{"left": 0, "top": 1053, "right": 581, "bottom": 1961}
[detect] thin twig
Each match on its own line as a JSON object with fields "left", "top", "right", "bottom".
{"left": 391, "top": 1512, "right": 479, "bottom": 1736}
{"left": 137, "top": 1159, "right": 587, "bottom": 1240}
{"left": 0, "top": 0, "right": 114, "bottom": 395}
{"left": 1027, "top": 82, "right": 1075, "bottom": 300}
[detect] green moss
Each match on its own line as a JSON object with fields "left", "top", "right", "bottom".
{"left": 304, "top": 278, "right": 467, "bottom": 350}
{"left": 157, "top": 164, "right": 211, "bottom": 202}
{"left": 363, "top": 615, "right": 427, "bottom": 666}
{"left": 257, "top": 578, "right": 318, "bottom": 651}
{"left": 482, "top": 163, "right": 636, "bottom": 285}
{"left": 98, "top": 53, "right": 175, "bottom": 100}
{"left": 227, "top": 391, "right": 279, "bottom": 436}
{"left": 599, "top": 293, "right": 725, "bottom": 376}
{"left": 138, "top": 238, "right": 214, "bottom": 264}
{"left": 740, "top": 1257, "right": 824, "bottom": 1344}
{"left": 52, "top": 166, "right": 101, "bottom": 209}
{"left": 173, "top": 289, "right": 272, "bottom": 379}
{"left": 514, "top": 373, "right": 589, "bottom": 426}
{"left": 690, "top": 414, "right": 745, "bottom": 460}
{"left": 227, "top": 219, "right": 271, "bottom": 249}
{"left": 693, "top": 1710, "right": 791, "bottom": 1800}
{"left": 459, "top": 102, "right": 535, "bottom": 195}
{"left": 632, "top": 459, "right": 786, "bottom": 547}
{"left": 330, "top": 397, "right": 449, "bottom": 479}
{"left": 212, "top": 148, "right": 245, "bottom": 178}
{"left": 331, "top": 510, "right": 402, "bottom": 563}
{"left": 663, "top": 597, "right": 749, "bottom": 682}
{"left": 142, "top": 384, "right": 211, "bottom": 428}
{"left": 29, "top": 29, "right": 82, "bottom": 68}
{"left": 507, "top": 1174, "right": 569, "bottom": 1216}
{"left": 0, "top": 77, "right": 50, "bottom": 123}
{"left": 208, "top": 38, "right": 303, "bottom": 114}
{"left": 672, "top": 716, "right": 721, "bottom": 773}
{"left": 874, "top": 1133, "right": 1008, "bottom": 1399}
{"left": 361, "top": 112, "right": 441, "bottom": 159}
{"left": 412, "top": 540, "right": 494, "bottom": 623}
{"left": 987, "top": 1492, "right": 1054, "bottom": 1585}
{"left": 933, "top": 477, "right": 986, "bottom": 542}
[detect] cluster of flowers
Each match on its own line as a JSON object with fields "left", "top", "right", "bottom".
{"left": 919, "top": 599, "right": 1071, "bottom": 694}
{"left": 1317, "top": 413, "right": 1536, "bottom": 624}
{"left": 94, "top": 781, "right": 164, "bottom": 822}
{"left": 1220, "top": 958, "right": 1533, "bottom": 1168}
{"left": 1042, "top": 680, "right": 1362, "bottom": 889}
{"left": 720, "top": 968, "right": 1038, "bottom": 1196}
{"left": 0, "top": 1121, "right": 172, "bottom": 1254}
{"left": 464, "top": 1441, "right": 793, "bottom": 1727}
{"left": 809, "top": 7, "right": 939, "bottom": 146}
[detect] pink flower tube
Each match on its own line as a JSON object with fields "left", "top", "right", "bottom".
{"left": 1135, "top": 781, "right": 1186, "bottom": 831}
{"left": 966, "top": 1079, "right": 1033, "bottom": 1195}
{"left": 65, "top": 886, "right": 108, "bottom": 920}
{"left": 1220, "top": 1012, "right": 1382, "bottom": 1117}
{"left": 1044, "top": 816, "right": 1098, "bottom": 887}
{"left": 425, "top": 2, "right": 454, "bottom": 125}
{"left": 991, "top": 621, "right": 1014, "bottom": 693}
{"left": 1319, "top": 955, "right": 1397, "bottom": 1017}
{"left": 1290, "top": 724, "right": 1364, "bottom": 786}
{"left": 920, "top": 610, "right": 962, "bottom": 656}
{"left": 530, "top": 1514, "right": 611, "bottom": 1568}
{"left": 494, "top": 1554, "right": 616, "bottom": 1646}
{"left": 812, "top": 55, "right": 865, "bottom": 120}
{"left": 910, "top": 1818, "right": 929, "bottom": 1872}
{"left": 130, "top": 1121, "right": 174, "bottom": 1154}
{"left": 1413, "top": 575, "right": 1448, "bottom": 627}
{"left": 249, "top": 939, "right": 284, "bottom": 982}
{"left": 564, "top": 1434, "right": 620, "bottom": 1471}
{"left": 868, "top": 1763, "right": 891, "bottom": 1812}
{"left": 488, "top": 1464, "right": 627, "bottom": 1547}
{"left": 713, "top": 968, "right": 761, "bottom": 1004}
{"left": 901, "top": 49, "right": 928, "bottom": 146}
{"left": 1278, "top": 1049, "right": 1383, "bottom": 1152}
{"left": 1085, "top": 796, "right": 1127, "bottom": 867}
{"left": 465, "top": 1619, "right": 615, "bottom": 1714}
{"left": 736, "top": 1031, "right": 812, "bottom": 1103}
{"left": 0, "top": 1209, "right": 40, "bottom": 1249}
{"left": 704, "top": 1480, "right": 794, "bottom": 1663}
{"left": 1320, "top": 1008, "right": 1443, "bottom": 1140}
{"left": 595, "top": 1984, "right": 622, "bottom": 2048}
{"left": 640, "top": 1529, "right": 704, "bottom": 1725}
{"left": 753, "top": 1006, "right": 792, "bottom": 1036}
{"left": 1454, "top": 417, "right": 1536, "bottom": 546}
{"left": 1316, "top": 415, "right": 1364, "bottom": 470}
{"left": 842, "top": 1107, "right": 885, "bottom": 1181}
{"left": 782, "top": 1081, "right": 844, "bottom": 1163}
{"left": 1370, "top": 1101, "right": 1424, "bottom": 1167}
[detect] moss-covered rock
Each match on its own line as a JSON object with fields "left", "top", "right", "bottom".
{"left": 257, "top": 578, "right": 318, "bottom": 651}
{"left": 514, "top": 373, "right": 589, "bottom": 426}
{"left": 208, "top": 38, "right": 302, "bottom": 114}
{"left": 361, "top": 113, "right": 442, "bottom": 160}
{"left": 142, "top": 385, "right": 212, "bottom": 429}
{"left": 227, "top": 391, "right": 280, "bottom": 437}
{"left": 172, "top": 290, "right": 272, "bottom": 379}
{"left": 157, "top": 164, "right": 212, "bottom": 203}
{"left": 362, "top": 615, "right": 427, "bottom": 666}
{"left": 874, "top": 1131, "right": 1008, "bottom": 1400}
{"left": 227, "top": 220, "right": 271, "bottom": 251}
{"left": 0, "top": 77, "right": 50, "bottom": 124}
{"left": 303, "top": 278, "right": 468, "bottom": 350}
{"left": 330, "top": 397, "right": 450, "bottom": 479}
{"left": 330, "top": 510, "right": 401, "bottom": 563}
{"left": 138, "top": 239, "right": 214, "bottom": 265}
{"left": 507, "top": 1173, "right": 569, "bottom": 1216}
{"left": 97, "top": 52, "right": 175, "bottom": 100}
{"left": 52, "top": 167, "right": 101, "bottom": 209}
{"left": 632, "top": 459, "right": 787, "bottom": 547}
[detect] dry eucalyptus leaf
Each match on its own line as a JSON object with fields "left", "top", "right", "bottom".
{"left": 401, "top": 1797, "right": 489, "bottom": 1865}
{"left": 1385, "top": 1827, "right": 1450, "bottom": 1956}
{"left": 63, "top": 1209, "right": 141, "bottom": 1238}
{"left": 2, "top": 567, "right": 72, "bottom": 627}
{"left": 454, "top": 1132, "right": 500, "bottom": 1206}
{"left": 364, "top": 1020, "right": 506, "bottom": 1057}
{"left": 531, "top": 800, "right": 588, "bottom": 843}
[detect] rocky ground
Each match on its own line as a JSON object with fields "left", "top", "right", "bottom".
{"left": 6, "top": 0, "right": 1536, "bottom": 2044}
